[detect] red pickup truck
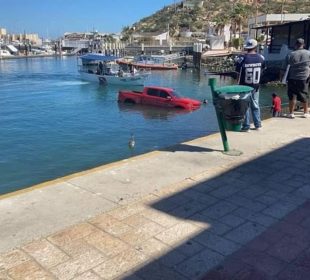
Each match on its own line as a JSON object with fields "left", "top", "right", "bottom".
{"left": 118, "top": 86, "right": 201, "bottom": 110}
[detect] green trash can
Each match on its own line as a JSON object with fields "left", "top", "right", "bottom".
{"left": 213, "top": 85, "right": 253, "bottom": 132}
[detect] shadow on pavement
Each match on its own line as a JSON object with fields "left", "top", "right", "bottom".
{"left": 123, "top": 138, "right": 310, "bottom": 279}
{"left": 162, "top": 143, "right": 222, "bottom": 153}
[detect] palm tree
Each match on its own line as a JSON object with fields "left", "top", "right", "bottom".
{"left": 231, "top": 3, "right": 250, "bottom": 39}
{"left": 213, "top": 14, "right": 229, "bottom": 36}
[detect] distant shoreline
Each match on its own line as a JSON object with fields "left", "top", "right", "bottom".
{"left": 0, "top": 53, "right": 76, "bottom": 60}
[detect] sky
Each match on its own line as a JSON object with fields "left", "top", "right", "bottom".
{"left": 0, "top": 0, "right": 176, "bottom": 39}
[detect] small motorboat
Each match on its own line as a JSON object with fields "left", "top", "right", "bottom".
{"left": 77, "top": 53, "right": 151, "bottom": 86}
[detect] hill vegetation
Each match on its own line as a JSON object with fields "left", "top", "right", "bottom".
{"left": 121, "top": 0, "right": 310, "bottom": 41}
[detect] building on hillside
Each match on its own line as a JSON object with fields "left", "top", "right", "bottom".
{"left": 178, "top": 23, "right": 230, "bottom": 50}
{"left": 131, "top": 31, "right": 170, "bottom": 46}
{"left": 182, "top": 0, "right": 204, "bottom": 9}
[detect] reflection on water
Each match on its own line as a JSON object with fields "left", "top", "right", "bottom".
{"left": 117, "top": 102, "right": 193, "bottom": 121}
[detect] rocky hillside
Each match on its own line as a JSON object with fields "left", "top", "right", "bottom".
{"left": 121, "top": 0, "right": 310, "bottom": 39}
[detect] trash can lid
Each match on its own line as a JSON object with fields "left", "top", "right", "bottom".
{"left": 216, "top": 85, "right": 253, "bottom": 94}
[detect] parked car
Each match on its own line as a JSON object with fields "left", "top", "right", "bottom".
{"left": 118, "top": 86, "right": 201, "bottom": 110}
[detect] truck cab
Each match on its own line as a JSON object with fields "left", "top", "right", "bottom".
{"left": 118, "top": 86, "right": 201, "bottom": 110}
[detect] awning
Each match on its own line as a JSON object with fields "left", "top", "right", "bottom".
{"left": 251, "top": 19, "right": 310, "bottom": 30}
{"left": 79, "top": 53, "right": 119, "bottom": 61}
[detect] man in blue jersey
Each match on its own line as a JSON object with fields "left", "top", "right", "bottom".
{"left": 235, "top": 39, "right": 266, "bottom": 132}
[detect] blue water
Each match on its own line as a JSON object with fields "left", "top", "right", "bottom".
{"left": 0, "top": 57, "right": 212, "bottom": 194}
{"left": 0, "top": 56, "right": 286, "bottom": 194}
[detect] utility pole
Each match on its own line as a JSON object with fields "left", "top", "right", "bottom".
{"left": 254, "top": 0, "right": 258, "bottom": 26}
{"left": 281, "top": 0, "right": 286, "bottom": 23}
{"left": 254, "top": 0, "right": 258, "bottom": 38}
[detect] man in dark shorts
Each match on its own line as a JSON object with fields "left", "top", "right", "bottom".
{"left": 283, "top": 38, "right": 310, "bottom": 118}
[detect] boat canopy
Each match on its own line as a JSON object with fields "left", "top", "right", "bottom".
{"left": 80, "top": 54, "right": 119, "bottom": 61}
{"left": 7, "top": 44, "right": 18, "bottom": 53}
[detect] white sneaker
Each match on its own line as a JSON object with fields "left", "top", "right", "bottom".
{"left": 287, "top": 113, "right": 295, "bottom": 119}
{"left": 250, "top": 127, "right": 262, "bottom": 131}
{"left": 303, "top": 113, "right": 309, "bottom": 118}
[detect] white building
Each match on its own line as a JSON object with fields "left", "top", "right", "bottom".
{"left": 0, "top": 27, "right": 7, "bottom": 38}
{"left": 182, "top": 0, "right": 204, "bottom": 9}
{"left": 132, "top": 31, "right": 170, "bottom": 46}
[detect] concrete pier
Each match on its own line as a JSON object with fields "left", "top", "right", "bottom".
{"left": 0, "top": 115, "right": 310, "bottom": 279}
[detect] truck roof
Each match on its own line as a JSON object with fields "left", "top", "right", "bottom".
{"left": 144, "top": 86, "right": 173, "bottom": 91}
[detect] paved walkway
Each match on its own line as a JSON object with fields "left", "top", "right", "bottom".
{"left": 0, "top": 115, "right": 310, "bottom": 280}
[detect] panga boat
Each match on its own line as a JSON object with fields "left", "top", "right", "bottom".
{"left": 77, "top": 53, "right": 150, "bottom": 86}
{"left": 117, "top": 54, "right": 178, "bottom": 70}
{"left": 0, "top": 50, "right": 13, "bottom": 57}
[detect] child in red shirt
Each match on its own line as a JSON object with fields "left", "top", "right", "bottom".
{"left": 271, "top": 93, "right": 282, "bottom": 117}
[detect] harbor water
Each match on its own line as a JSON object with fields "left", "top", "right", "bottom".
{"left": 0, "top": 56, "right": 287, "bottom": 194}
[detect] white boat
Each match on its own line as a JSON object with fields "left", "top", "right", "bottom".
{"left": 77, "top": 53, "right": 150, "bottom": 86}
{"left": 0, "top": 50, "right": 13, "bottom": 57}
{"left": 117, "top": 54, "right": 179, "bottom": 70}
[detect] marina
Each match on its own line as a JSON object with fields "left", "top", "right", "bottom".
{"left": 1, "top": 2, "right": 310, "bottom": 279}
{"left": 0, "top": 55, "right": 287, "bottom": 195}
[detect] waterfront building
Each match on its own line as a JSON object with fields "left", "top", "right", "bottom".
{"left": 0, "top": 27, "right": 44, "bottom": 56}
{"left": 0, "top": 27, "right": 7, "bottom": 39}
{"left": 10, "top": 33, "right": 42, "bottom": 45}
{"left": 0, "top": 26, "right": 42, "bottom": 47}
{"left": 62, "top": 31, "right": 123, "bottom": 54}
{"left": 250, "top": 18, "right": 310, "bottom": 83}
{"left": 248, "top": 13, "right": 310, "bottom": 38}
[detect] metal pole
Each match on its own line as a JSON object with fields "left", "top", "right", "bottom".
{"left": 208, "top": 78, "right": 230, "bottom": 152}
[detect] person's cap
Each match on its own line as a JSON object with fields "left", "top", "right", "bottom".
{"left": 244, "top": 39, "right": 258, "bottom": 50}
{"left": 296, "top": 38, "right": 305, "bottom": 45}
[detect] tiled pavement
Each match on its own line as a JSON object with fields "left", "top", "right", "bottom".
{"left": 203, "top": 201, "right": 310, "bottom": 280}
{"left": 0, "top": 120, "right": 310, "bottom": 279}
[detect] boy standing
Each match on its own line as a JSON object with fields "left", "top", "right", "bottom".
{"left": 271, "top": 93, "right": 281, "bottom": 117}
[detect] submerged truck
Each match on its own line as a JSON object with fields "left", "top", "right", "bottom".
{"left": 118, "top": 86, "right": 201, "bottom": 110}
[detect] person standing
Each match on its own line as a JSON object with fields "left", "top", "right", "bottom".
{"left": 282, "top": 38, "right": 310, "bottom": 118}
{"left": 271, "top": 93, "right": 282, "bottom": 117}
{"left": 98, "top": 61, "right": 104, "bottom": 75}
{"left": 235, "top": 39, "right": 266, "bottom": 131}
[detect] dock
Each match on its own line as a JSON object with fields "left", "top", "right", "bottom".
{"left": 0, "top": 115, "right": 310, "bottom": 279}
